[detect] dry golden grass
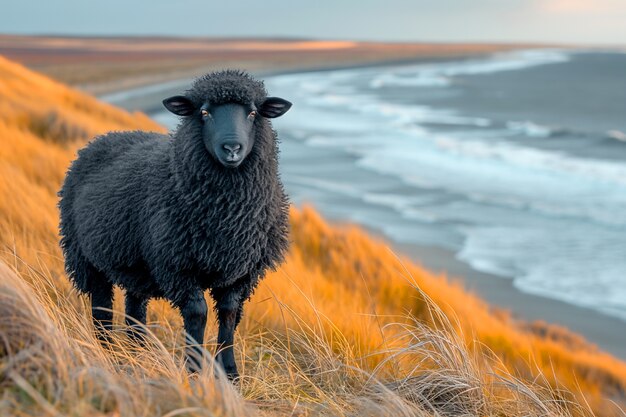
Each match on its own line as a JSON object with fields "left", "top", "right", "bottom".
{"left": 1, "top": 55, "right": 625, "bottom": 417}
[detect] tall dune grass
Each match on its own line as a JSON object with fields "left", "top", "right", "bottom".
{"left": 0, "top": 257, "right": 601, "bottom": 417}
{"left": 1, "top": 55, "right": 625, "bottom": 416}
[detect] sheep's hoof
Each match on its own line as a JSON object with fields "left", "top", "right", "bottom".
{"left": 216, "top": 354, "right": 239, "bottom": 381}
{"left": 216, "top": 363, "right": 239, "bottom": 381}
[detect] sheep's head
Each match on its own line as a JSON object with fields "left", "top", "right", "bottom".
{"left": 162, "top": 70, "right": 291, "bottom": 169}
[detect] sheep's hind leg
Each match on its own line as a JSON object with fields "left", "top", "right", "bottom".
{"left": 210, "top": 282, "right": 248, "bottom": 380}
{"left": 90, "top": 278, "right": 114, "bottom": 343}
{"left": 125, "top": 292, "right": 149, "bottom": 343}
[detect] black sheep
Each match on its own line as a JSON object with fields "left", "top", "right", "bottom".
{"left": 58, "top": 70, "right": 292, "bottom": 379}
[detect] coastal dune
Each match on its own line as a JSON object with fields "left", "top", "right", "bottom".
{"left": 0, "top": 48, "right": 625, "bottom": 416}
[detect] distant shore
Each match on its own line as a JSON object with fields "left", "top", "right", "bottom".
{"left": 0, "top": 34, "right": 531, "bottom": 95}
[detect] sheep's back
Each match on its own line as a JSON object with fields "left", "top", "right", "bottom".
{"left": 61, "top": 131, "right": 171, "bottom": 272}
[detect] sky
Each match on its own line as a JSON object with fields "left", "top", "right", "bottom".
{"left": 2, "top": 0, "right": 625, "bottom": 45}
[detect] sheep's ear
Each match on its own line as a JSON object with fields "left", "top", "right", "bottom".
{"left": 162, "top": 95, "right": 196, "bottom": 116}
{"left": 258, "top": 97, "right": 292, "bottom": 118}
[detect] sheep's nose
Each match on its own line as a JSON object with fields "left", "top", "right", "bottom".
{"left": 223, "top": 143, "right": 241, "bottom": 155}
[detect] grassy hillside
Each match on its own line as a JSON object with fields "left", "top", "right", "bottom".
{"left": 1, "top": 55, "right": 625, "bottom": 417}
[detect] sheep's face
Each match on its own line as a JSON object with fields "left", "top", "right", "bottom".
{"left": 163, "top": 96, "right": 292, "bottom": 169}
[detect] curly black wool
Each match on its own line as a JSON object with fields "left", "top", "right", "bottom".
{"left": 58, "top": 70, "right": 290, "bottom": 376}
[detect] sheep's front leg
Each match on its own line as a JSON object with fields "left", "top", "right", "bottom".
{"left": 125, "top": 292, "right": 149, "bottom": 343}
{"left": 210, "top": 282, "right": 248, "bottom": 380}
{"left": 179, "top": 291, "right": 208, "bottom": 374}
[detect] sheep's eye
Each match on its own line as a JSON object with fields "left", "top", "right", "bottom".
{"left": 200, "top": 109, "right": 209, "bottom": 117}
{"left": 248, "top": 111, "right": 257, "bottom": 119}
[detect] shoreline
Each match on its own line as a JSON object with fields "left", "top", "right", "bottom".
{"left": 393, "top": 240, "right": 626, "bottom": 360}
{"left": 101, "top": 52, "right": 502, "bottom": 113}
{"left": 98, "top": 53, "right": 499, "bottom": 98}
{"left": 102, "top": 56, "right": 626, "bottom": 362}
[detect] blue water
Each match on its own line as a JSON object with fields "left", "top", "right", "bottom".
{"left": 261, "top": 49, "right": 626, "bottom": 321}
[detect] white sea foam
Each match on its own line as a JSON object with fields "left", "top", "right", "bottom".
{"left": 273, "top": 60, "right": 626, "bottom": 225}
{"left": 370, "top": 73, "right": 450, "bottom": 88}
{"left": 607, "top": 130, "right": 626, "bottom": 143}
{"left": 369, "top": 49, "right": 570, "bottom": 89}
{"left": 359, "top": 134, "right": 626, "bottom": 226}
{"left": 506, "top": 121, "right": 559, "bottom": 138}
{"left": 265, "top": 50, "right": 626, "bottom": 322}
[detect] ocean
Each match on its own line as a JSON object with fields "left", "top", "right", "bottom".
{"left": 148, "top": 49, "right": 626, "bottom": 322}
{"left": 264, "top": 49, "right": 626, "bottom": 322}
